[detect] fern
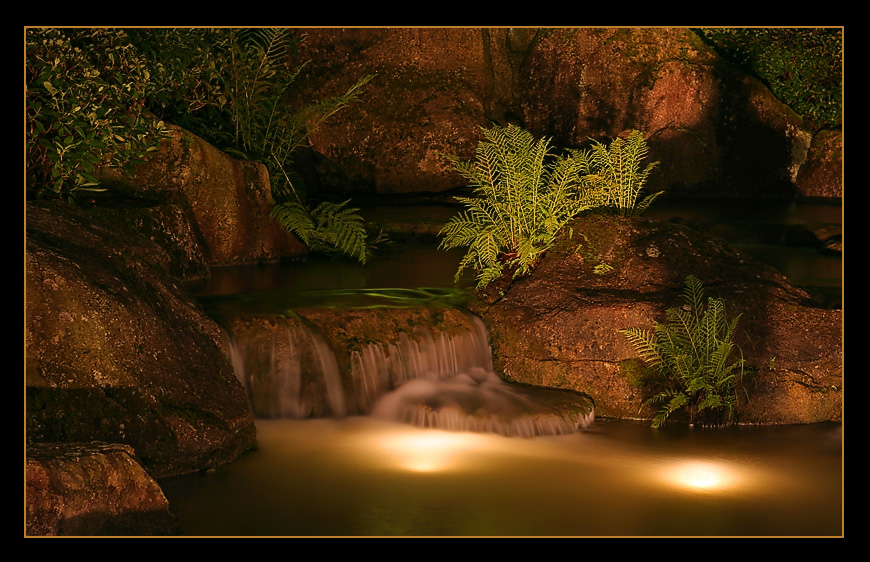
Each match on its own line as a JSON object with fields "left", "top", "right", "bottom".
{"left": 620, "top": 275, "right": 746, "bottom": 428}
{"left": 217, "top": 30, "right": 374, "bottom": 261}
{"left": 571, "top": 130, "right": 663, "bottom": 217}
{"left": 271, "top": 200, "right": 369, "bottom": 264}
{"left": 439, "top": 124, "right": 603, "bottom": 288}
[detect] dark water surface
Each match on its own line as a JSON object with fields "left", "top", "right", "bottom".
{"left": 159, "top": 418, "right": 842, "bottom": 537}
{"left": 195, "top": 201, "right": 842, "bottom": 297}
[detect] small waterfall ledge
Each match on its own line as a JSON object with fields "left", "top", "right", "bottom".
{"left": 221, "top": 306, "right": 594, "bottom": 437}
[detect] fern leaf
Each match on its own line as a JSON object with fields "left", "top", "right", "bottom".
{"left": 270, "top": 201, "right": 315, "bottom": 244}
{"left": 271, "top": 200, "right": 369, "bottom": 264}
{"left": 620, "top": 327, "right": 664, "bottom": 368}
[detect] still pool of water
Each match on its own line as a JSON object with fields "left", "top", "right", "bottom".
{"left": 159, "top": 418, "right": 842, "bottom": 537}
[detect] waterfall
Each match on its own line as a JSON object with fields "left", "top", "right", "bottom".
{"left": 221, "top": 308, "right": 594, "bottom": 436}
{"left": 222, "top": 319, "right": 347, "bottom": 419}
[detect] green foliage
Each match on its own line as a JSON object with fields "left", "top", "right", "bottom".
{"left": 570, "top": 130, "right": 663, "bottom": 217}
{"left": 438, "top": 124, "right": 603, "bottom": 289}
{"left": 271, "top": 200, "right": 370, "bottom": 264}
{"left": 696, "top": 28, "right": 842, "bottom": 130}
{"left": 620, "top": 275, "right": 746, "bottom": 428}
{"left": 161, "top": 28, "right": 373, "bottom": 261}
{"left": 27, "top": 27, "right": 374, "bottom": 262}
{"left": 26, "top": 28, "right": 169, "bottom": 200}
{"left": 439, "top": 126, "right": 662, "bottom": 288}
{"left": 141, "top": 29, "right": 373, "bottom": 203}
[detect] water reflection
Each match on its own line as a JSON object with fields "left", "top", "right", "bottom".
{"left": 160, "top": 418, "right": 842, "bottom": 537}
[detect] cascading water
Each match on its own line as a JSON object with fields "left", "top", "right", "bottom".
{"left": 220, "top": 305, "right": 594, "bottom": 437}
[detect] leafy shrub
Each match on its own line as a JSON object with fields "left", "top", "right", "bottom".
{"left": 27, "top": 27, "right": 374, "bottom": 262}
{"left": 571, "top": 129, "right": 663, "bottom": 217}
{"left": 26, "top": 28, "right": 169, "bottom": 200}
{"left": 438, "top": 124, "right": 604, "bottom": 288}
{"left": 620, "top": 275, "right": 746, "bottom": 428}
{"left": 696, "top": 28, "right": 842, "bottom": 130}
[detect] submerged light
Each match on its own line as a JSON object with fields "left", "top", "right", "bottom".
{"left": 376, "top": 428, "right": 489, "bottom": 473}
{"left": 663, "top": 460, "right": 743, "bottom": 492}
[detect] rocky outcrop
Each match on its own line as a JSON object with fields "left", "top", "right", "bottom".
{"left": 796, "top": 129, "right": 843, "bottom": 200}
{"left": 95, "top": 123, "right": 306, "bottom": 272}
{"left": 288, "top": 28, "right": 836, "bottom": 201}
{"left": 474, "top": 213, "right": 842, "bottom": 425}
{"left": 26, "top": 201, "right": 257, "bottom": 478}
{"left": 26, "top": 442, "right": 181, "bottom": 536}
{"left": 520, "top": 28, "right": 809, "bottom": 200}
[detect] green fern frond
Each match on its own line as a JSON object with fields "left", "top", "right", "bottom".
{"left": 270, "top": 201, "right": 315, "bottom": 244}
{"left": 572, "top": 130, "right": 662, "bottom": 217}
{"left": 271, "top": 199, "right": 369, "bottom": 264}
{"left": 619, "top": 327, "right": 664, "bottom": 367}
{"left": 682, "top": 275, "right": 706, "bottom": 316}
{"left": 439, "top": 124, "right": 611, "bottom": 289}
{"left": 621, "top": 275, "right": 746, "bottom": 427}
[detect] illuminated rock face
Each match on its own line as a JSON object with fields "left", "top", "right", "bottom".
{"left": 288, "top": 28, "right": 833, "bottom": 201}
{"left": 475, "top": 214, "right": 842, "bottom": 425}
{"left": 95, "top": 124, "right": 307, "bottom": 271}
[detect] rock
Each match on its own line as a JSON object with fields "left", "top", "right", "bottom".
{"left": 26, "top": 442, "right": 181, "bottom": 536}
{"left": 522, "top": 28, "right": 809, "bottom": 200}
{"left": 95, "top": 123, "right": 306, "bottom": 269}
{"left": 285, "top": 28, "right": 835, "bottom": 201}
{"left": 26, "top": 201, "right": 257, "bottom": 478}
{"left": 796, "top": 129, "right": 843, "bottom": 200}
{"left": 288, "top": 28, "right": 492, "bottom": 195}
{"left": 84, "top": 203, "right": 211, "bottom": 283}
{"left": 475, "top": 213, "right": 842, "bottom": 425}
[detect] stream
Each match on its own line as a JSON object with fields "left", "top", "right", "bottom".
{"left": 160, "top": 200, "right": 843, "bottom": 537}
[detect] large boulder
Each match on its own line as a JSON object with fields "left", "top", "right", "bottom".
{"left": 287, "top": 28, "right": 494, "bottom": 195}
{"left": 474, "top": 213, "right": 842, "bottom": 425}
{"left": 96, "top": 123, "right": 306, "bottom": 270}
{"left": 520, "top": 28, "right": 810, "bottom": 200}
{"left": 26, "top": 442, "right": 181, "bottom": 536}
{"left": 287, "top": 28, "right": 834, "bottom": 201}
{"left": 26, "top": 201, "right": 257, "bottom": 478}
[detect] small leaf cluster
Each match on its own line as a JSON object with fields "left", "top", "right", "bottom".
{"left": 26, "top": 28, "right": 169, "bottom": 199}
{"left": 620, "top": 275, "right": 746, "bottom": 428}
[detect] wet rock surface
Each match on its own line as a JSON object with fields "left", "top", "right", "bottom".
{"left": 474, "top": 213, "right": 842, "bottom": 424}
{"left": 26, "top": 201, "right": 257, "bottom": 479}
{"left": 26, "top": 441, "right": 181, "bottom": 536}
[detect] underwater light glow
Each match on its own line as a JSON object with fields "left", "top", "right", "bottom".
{"left": 377, "top": 428, "right": 488, "bottom": 472}
{"left": 663, "top": 460, "right": 743, "bottom": 491}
